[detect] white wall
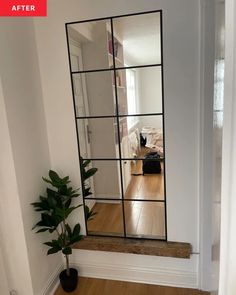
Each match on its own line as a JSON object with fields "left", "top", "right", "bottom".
{"left": 138, "top": 67, "right": 163, "bottom": 129}
{"left": 0, "top": 241, "right": 9, "bottom": 293}
{"left": 0, "top": 19, "right": 62, "bottom": 294}
{"left": 34, "top": 0, "right": 207, "bottom": 289}
{"left": 0, "top": 77, "right": 33, "bottom": 294}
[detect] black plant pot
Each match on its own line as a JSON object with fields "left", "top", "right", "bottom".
{"left": 59, "top": 268, "right": 78, "bottom": 292}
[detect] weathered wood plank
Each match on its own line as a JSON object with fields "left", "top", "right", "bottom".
{"left": 73, "top": 236, "right": 192, "bottom": 258}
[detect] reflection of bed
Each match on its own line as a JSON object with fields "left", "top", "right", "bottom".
{"left": 141, "top": 127, "right": 163, "bottom": 157}
{"left": 127, "top": 127, "right": 163, "bottom": 158}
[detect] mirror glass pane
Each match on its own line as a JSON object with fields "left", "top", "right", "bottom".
{"left": 73, "top": 70, "right": 116, "bottom": 117}
{"left": 82, "top": 160, "right": 122, "bottom": 200}
{"left": 77, "top": 118, "right": 119, "bottom": 159}
{"left": 122, "top": 160, "right": 165, "bottom": 201}
{"left": 113, "top": 12, "right": 161, "bottom": 67}
{"left": 68, "top": 19, "right": 113, "bottom": 72}
{"left": 85, "top": 199, "right": 124, "bottom": 236}
{"left": 119, "top": 115, "right": 163, "bottom": 159}
{"left": 116, "top": 66, "right": 162, "bottom": 116}
{"left": 124, "top": 201, "right": 165, "bottom": 239}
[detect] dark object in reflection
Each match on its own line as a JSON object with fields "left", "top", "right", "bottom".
{"left": 140, "top": 133, "right": 147, "bottom": 147}
{"left": 142, "top": 152, "right": 161, "bottom": 175}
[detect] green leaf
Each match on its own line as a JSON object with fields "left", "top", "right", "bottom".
{"left": 42, "top": 177, "right": 53, "bottom": 185}
{"left": 59, "top": 185, "right": 68, "bottom": 195}
{"left": 49, "top": 228, "right": 56, "bottom": 233}
{"left": 83, "top": 168, "right": 98, "bottom": 180}
{"left": 68, "top": 234, "right": 83, "bottom": 245}
{"left": 84, "top": 205, "right": 97, "bottom": 221}
{"left": 72, "top": 223, "right": 81, "bottom": 236}
{"left": 45, "top": 239, "right": 63, "bottom": 249}
{"left": 62, "top": 176, "right": 70, "bottom": 183}
{"left": 65, "top": 224, "right": 72, "bottom": 236}
{"left": 47, "top": 188, "right": 57, "bottom": 197}
{"left": 32, "top": 220, "right": 50, "bottom": 230}
{"left": 49, "top": 170, "right": 61, "bottom": 183}
{"left": 82, "top": 159, "right": 91, "bottom": 168}
{"left": 65, "top": 199, "right": 71, "bottom": 209}
{"left": 54, "top": 208, "right": 65, "bottom": 218}
{"left": 42, "top": 213, "right": 60, "bottom": 227}
{"left": 57, "top": 236, "right": 65, "bottom": 248}
{"left": 84, "top": 187, "right": 92, "bottom": 197}
{"left": 44, "top": 241, "right": 54, "bottom": 247}
{"left": 47, "top": 247, "right": 61, "bottom": 255}
{"left": 62, "top": 247, "right": 72, "bottom": 255}
{"left": 36, "top": 228, "right": 50, "bottom": 233}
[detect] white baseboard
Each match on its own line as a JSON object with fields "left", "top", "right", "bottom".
{"left": 40, "top": 263, "right": 63, "bottom": 295}
{"left": 70, "top": 253, "right": 198, "bottom": 289}
{"left": 72, "top": 262, "right": 197, "bottom": 289}
{"left": 41, "top": 252, "right": 198, "bottom": 292}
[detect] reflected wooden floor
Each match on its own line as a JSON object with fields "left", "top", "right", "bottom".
{"left": 54, "top": 277, "right": 209, "bottom": 295}
{"left": 125, "top": 159, "right": 164, "bottom": 200}
{"left": 125, "top": 201, "right": 165, "bottom": 238}
{"left": 87, "top": 202, "right": 165, "bottom": 238}
{"left": 88, "top": 157, "right": 165, "bottom": 238}
{"left": 87, "top": 202, "right": 123, "bottom": 235}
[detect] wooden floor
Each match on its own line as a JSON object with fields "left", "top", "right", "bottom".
{"left": 125, "top": 159, "right": 164, "bottom": 200}
{"left": 54, "top": 277, "right": 209, "bottom": 295}
{"left": 87, "top": 201, "right": 165, "bottom": 238}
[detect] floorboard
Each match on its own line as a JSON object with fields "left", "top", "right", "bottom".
{"left": 54, "top": 277, "right": 209, "bottom": 295}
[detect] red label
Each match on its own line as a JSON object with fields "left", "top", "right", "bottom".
{"left": 0, "top": 0, "right": 47, "bottom": 16}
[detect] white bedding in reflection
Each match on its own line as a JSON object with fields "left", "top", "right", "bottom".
{"left": 127, "top": 127, "right": 163, "bottom": 158}
{"left": 142, "top": 127, "right": 163, "bottom": 156}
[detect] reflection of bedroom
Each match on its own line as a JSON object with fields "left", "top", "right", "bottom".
{"left": 68, "top": 13, "right": 165, "bottom": 239}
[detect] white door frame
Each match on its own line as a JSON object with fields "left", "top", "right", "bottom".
{"left": 198, "top": 0, "right": 215, "bottom": 290}
{"left": 218, "top": 0, "right": 236, "bottom": 294}
{"left": 69, "top": 38, "right": 92, "bottom": 159}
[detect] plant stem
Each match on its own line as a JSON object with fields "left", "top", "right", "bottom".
{"left": 55, "top": 228, "right": 60, "bottom": 238}
{"left": 66, "top": 255, "right": 70, "bottom": 276}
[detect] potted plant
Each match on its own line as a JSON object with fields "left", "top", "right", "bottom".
{"left": 31, "top": 161, "right": 97, "bottom": 292}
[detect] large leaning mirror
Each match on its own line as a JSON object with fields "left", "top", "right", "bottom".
{"left": 66, "top": 10, "right": 166, "bottom": 240}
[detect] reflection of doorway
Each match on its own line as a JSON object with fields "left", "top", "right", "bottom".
{"left": 69, "top": 40, "right": 95, "bottom": 209}
{"left": 69, "top": 40, "right": 91, "bottom": 159}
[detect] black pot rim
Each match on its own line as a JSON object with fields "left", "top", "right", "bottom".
{"left": 59, "top": 268, "right": 78, "bottom": 278}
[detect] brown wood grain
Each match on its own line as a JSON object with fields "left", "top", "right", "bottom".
{"left": 87, "top": 201, "right": 165, "bottom": 238}
{"left": 126, "top": 159, "right": 165, "bottom": 200}
{"left": 73, "top": 236, "right": 192, "bottom": 258}
{"left": 54, "top": 277, "right": 209, "bottom": 295}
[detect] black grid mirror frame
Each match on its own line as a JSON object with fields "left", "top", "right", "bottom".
{"left": 65, "top": 9, "right": 168, "bottom": 241}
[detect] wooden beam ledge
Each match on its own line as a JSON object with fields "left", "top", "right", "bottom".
{"left": 73, "top": 236, "right": 192, "bottom": 259}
